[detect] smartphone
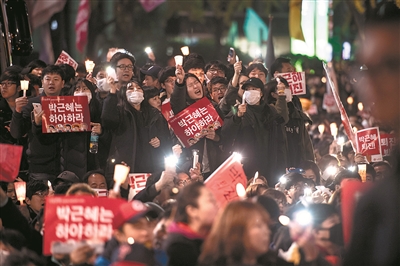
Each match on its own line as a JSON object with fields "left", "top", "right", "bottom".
{"left": 32, "top": 103, "right": 42, "bottom": 113}
{"left": 227, "top": 47, "right": 235, "bottom": 62}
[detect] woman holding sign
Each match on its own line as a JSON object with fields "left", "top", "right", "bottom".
{"left": 102, "top": 78, "right": 171, "bottom": 183}
{"left": 170, "top": 65, "right": 223, "bottom": 179}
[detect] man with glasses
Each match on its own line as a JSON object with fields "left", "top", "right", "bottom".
{"left": 205, "top": 60, "right": 228, "bottom": 83}
{"left": 19, "top": 179, "right": 49, "bottom": 223}
{"left": 158, "top": 66, "right": 176, "bottom": 103}
{"left": 109, "top": 52, "right": 136, "bottom": 90}
{"left": 208, "top": 76, "right": 228, "bottom": 104}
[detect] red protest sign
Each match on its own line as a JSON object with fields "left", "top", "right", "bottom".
{"left": 355, "top": 127, "right": 382, "bottom": 162}
{"left": 277, "top": 72, "right": 306, "bottom": 95}
{"left": 380, "top": 133, "right": 396, "bottom": 157}
{"left": 168, "top": 97, "right": 223, "bottom": 148}
{"left": 41, "top": 96, "right": 91, "bottom": 133}
{"left": 43, "top": 196, "right": 126, "bottom": 255}
{"left": 161, "top": 99, "right": 174, "bottom": 121}
{"left": 129, "top": 173, "right": 151, "bottom": 195}
{"left": 204, "top": 153, "right": 247, "bottom": 207}
{"left": 55, "top": 50, "right": 79, "bottom": 70}
{"left": 0, "top": 144, "right": 23, "bottom": 182}
{"left": 341, "top": 179, "right": 374, "bottom": 245}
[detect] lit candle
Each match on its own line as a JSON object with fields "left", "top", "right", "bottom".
{"left": 236, "top": 183, "right": 246, "bottom": 199}
{"left": 174, "top": 55, "right": 183, "bottom": 66}
{"left": 165, "top": 155, "right": 178, "bottom": 172}
{"left": 85, "top": 60, "right": 95, "bottom": 74}
{"left": 180, "top": 46, "right": 190, "bottom": 56}
{"left": 145, "top": 47, "right": 152, "bottom": 54}
{"left": 14, "top": 181, "right": 26, "bottom": 205}
{"left": 192, "top": 149, "right": 199, "bottom": 169}
{"left": 357, "top": 102, "right": 364, "bottom": 111}
{"left": 47, "top": 180, "right": 54, "bottom": 195}
{"left": 347, "top": 96, "right": 354, "bottom": 105}
{"left": 113, "top": 164, "right": 130, "bottom": 193}
{"left": 353, "top": 126, "right": 358, "bottom": 133}
{"left": 337, "top": 136, "right": 345, "bottom": 152}
{"left": 358, "top": 164, "right": 367, "bottom": 182}
{"left": 330, "top": 123, "right": 338, "bottom": 139}
{"left": 242, "top": 93, "right": 246, "bottom": 105}
{"left": 20, "top": 80, "right": 29, "bottom": 97}
{"left": 252, "top": 171, "right": 259, "bottom": 185}
{"left": 318, "top": 124, "right": 325, "bottom": 135}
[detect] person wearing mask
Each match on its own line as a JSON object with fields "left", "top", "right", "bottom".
{"left": 164, "top": 182, "right": 218, "bottom": 266}
{"left": 222, "top": 78, "right": 286, "bottom": 184}
{"left": 102, "top": 79, "right": 171, "bottom": 183}
{"left": 171, "top": 65, "right": 223, "bottom": 178}
{"left": 198, "top": 200, "right": 270, "bottom": 266}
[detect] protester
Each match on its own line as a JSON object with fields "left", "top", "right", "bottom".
{"left": 109, "top": 52, "right": 136, "bottom": 90}
{"left": 222, "top": 77, "right": 286, "bottom": 183}
{"left": 164, "top": 182, "right": 218, "bottom": 266}
{"left": 102, "top": 79, "right": 171, "bottom": 181}
{"left": 198, "top": 201, "right": 270, "bottom": 265}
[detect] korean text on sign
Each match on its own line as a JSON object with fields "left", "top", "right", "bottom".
{"left": 129, "top": 173, "right": 151, "bottom": 195}
{"left": 277, "top": 72, "right": 306, "bottom": 95}
{"left": 168, "top": 97, "right": 224, "bottom": 148}
{"left": 355, "top": 127, "right": 382, "bottom": 162}
{"left": 41, "top": 96, "right": 91, "bottom": 134}
{"left": 55, "top": 50, "right": 79, "bottom": 70}
{"left": 43, "top": 196, "right": 126, "bottom": 255}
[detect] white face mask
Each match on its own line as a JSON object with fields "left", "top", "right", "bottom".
{"left": 96, "top": 78, "right": 111, "bottom": 92}
{"left": 244, "top": 90, "right": 261, "bottom": 105}
{"left": 126, "top": 91, "right": 144, "bottom": 105}
{"left": 74, "top": 91, "right": 92, "bottom": 103}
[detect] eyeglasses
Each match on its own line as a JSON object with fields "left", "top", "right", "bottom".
{"left": 33, "top": 191, "right": 49, "bottom": 198}
{"left": 208, "top": 68, "right": 224, "bottom": 75}
{"left": 164, "top": 78, "right": 176, "bottom": 84}
{"left": 212, "top": 86, "right": 226, "bottom": 93}
{"left": 116, "top": 64, "right": 134, "bottom": 70}
{"left": 1, "top": 81, "right": 17, "bottom": 87}
{"left": 177, "top": 179, "right": 192, "bottom": 186}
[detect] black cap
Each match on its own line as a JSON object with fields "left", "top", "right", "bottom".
{"left": 242, "top": 78, "right": 264, "bottom": 90}
{"left": 140, "top": 65, "right": 162, "bottom": 79}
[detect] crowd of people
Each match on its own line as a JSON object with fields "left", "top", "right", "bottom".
{"left": 0, "top": 2, "right": 399, "bottom": 266}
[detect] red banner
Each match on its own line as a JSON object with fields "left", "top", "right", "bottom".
{"left": 277, "top": 72, "right": 306, "bottom": 95}
{"left": 55, "top": 50, "right": 78, "bottom": 70}
{"left": 168, "top": 97, "right": 223, "bottom": 148}
{"left": 75, "top": 0, "right": 90, "bottom": 52}
{"left": 41, "top": 96, "right": 91, "bottom": 133}
{"left": 0, "top": 144, "right": 23, "bottom": 182}
{"left": 355, "top": 127, "right": 382, "bottom": 162}
{"left": 204, "top": 153, "right": 247, "bottom": 207}
{"left": 129, "top": 173, "right": 151, "bottom": 195}
{"left": 161, "top": 100, "right": 174, "bottom": 122}
{"left": 43, "top": 196, "right": 126, "bottom": 255}
{"left": 139, "top": 0, "right": 165, "bottom": 12}
{"left": 341, "top": 179, "right": 374, "bottom": 246}
{"left": 380, "top": 133, "right": 396, "bottom": 157}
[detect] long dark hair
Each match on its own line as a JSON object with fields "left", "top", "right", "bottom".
{"left": 198, "top": 201, "right": 270, "bottom": 265}
{"left": 183, "top": 73, "right": 203, "bottom": 105}
{"left": 174, "top": 182, "right": 204, "bottom": 224}
{"left": 70, "top": 78, "right": 101, "bottom": 123}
